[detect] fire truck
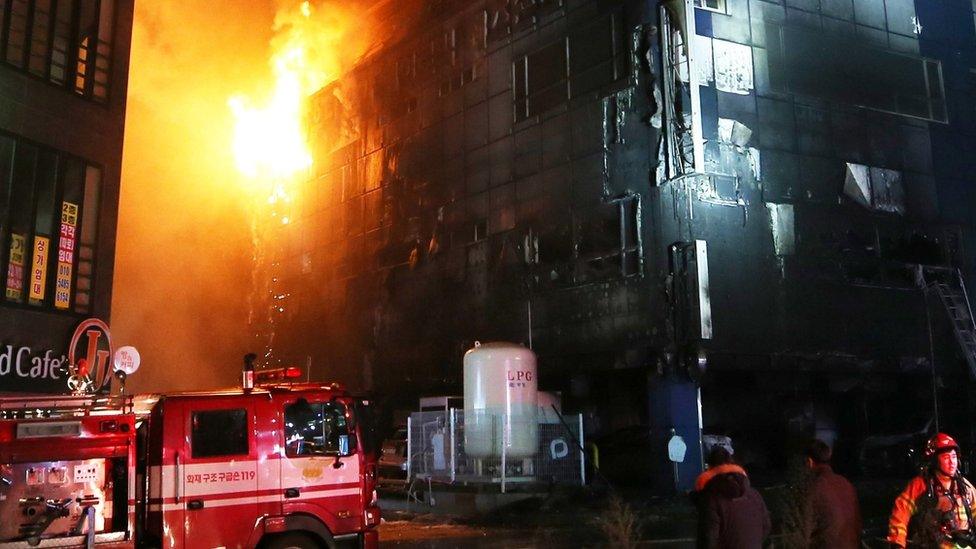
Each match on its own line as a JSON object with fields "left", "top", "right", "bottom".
{"left": 0, "top": 362, "right": 380, "bottom": 549}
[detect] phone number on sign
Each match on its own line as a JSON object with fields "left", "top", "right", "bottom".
{"left": 186, "top": 470, "right": 256, "bottom": 483}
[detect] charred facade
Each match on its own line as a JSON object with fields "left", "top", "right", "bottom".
{"left": 269, "top": 0, "right": 976, "bottom": 484}
{"left": 0, "top": 1, "right": 134, "bottom": 392}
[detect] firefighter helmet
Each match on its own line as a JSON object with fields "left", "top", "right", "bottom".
{"left": 925, "top": 433, "right": 960, "bottom": 458}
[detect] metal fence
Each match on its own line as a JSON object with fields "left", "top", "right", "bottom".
{"left": 407, "top": 409, "right": 585, "bottom": 492}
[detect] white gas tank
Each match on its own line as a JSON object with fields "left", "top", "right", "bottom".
{"left": 463, "top": 341, "right": 538, "bottom": 458}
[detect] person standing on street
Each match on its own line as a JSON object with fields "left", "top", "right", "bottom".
{"left": 889, "top": 433, "right": 976, "bottom": 548}
{"left": 695, "top": 446, "right": 771, "bottom": 549}
{"left": 801, "top": 439, "right": 862, "bottom": 548}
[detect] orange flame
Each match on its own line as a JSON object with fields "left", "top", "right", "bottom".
{"left": 229, "top": 0, "right": 353, "bottom": 195}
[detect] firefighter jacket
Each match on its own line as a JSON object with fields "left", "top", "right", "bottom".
{"left": 888, "top": 472, "right": 976, "bottom": 548}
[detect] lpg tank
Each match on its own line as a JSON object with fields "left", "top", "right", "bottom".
{"left": 463, "top": 342, "right": 538, "bottom": 458}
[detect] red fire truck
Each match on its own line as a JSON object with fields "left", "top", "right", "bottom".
{"left": 0, "top": 367, "right": 381, "bottom": 549}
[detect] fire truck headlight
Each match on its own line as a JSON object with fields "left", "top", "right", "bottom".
{"left": 370, "top": 489, "right": 377, "bottom": 506}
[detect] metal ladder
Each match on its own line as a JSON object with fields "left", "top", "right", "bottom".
{"left": 923, "top": 267, "right": 976, "bottom": 378}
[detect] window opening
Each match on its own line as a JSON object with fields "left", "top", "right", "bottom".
{"left": 27, "top": 0, "right": 52, "bottom": 77}
{"left": 514, "top": 39, "right": 568, "bottom": 121}
{"left": 0, "top": 0, "right": 115, "bottom": 102}
{"left": 284, "top": 399, "right": 354, "bottom": 457}
{"left": 695, "top": 0, "right": 727, "bottom": 14}
{"left": 191, "top": 409, "right": 249, "bottom": 458}
{"left": 5, "top": 142, "right": 37, "bottom": 303}
{"left": 0, "top": 134, "right": 101, "bottom": 313}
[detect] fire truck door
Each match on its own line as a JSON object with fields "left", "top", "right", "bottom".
{"left": 181, "top": 400, "right": 258, "bottom": 549}
{"left": 280, "top": 398, "right": 362, "bottom": 535}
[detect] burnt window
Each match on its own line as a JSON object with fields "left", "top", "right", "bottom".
{"left": 191, "top": 409, "right": 249, "bottom": 458}
{"left": 514, "top": 39, "right": 567, "bottom": 121}
{"left": 569, "top": 13, "right": 625, "bottom": 99}
{"left": 514, "top": 12, "right": 626, "bottom": 121}
{"left": 0, "top": 134, "right": 102, "bottom": 313}
{"left": 766, "top": 24, "right": 947, "bottom": 123}
{"left": 473, "top": 218, "right": 488, "bottom": 242}
{"left": 0, "top": 0, "right": 116, "bottom": 102}
{"left": 284, "top": 400, "right": 354, "bottom": 456}
{"left": 576, "top": 195, "right": 642, "bottom": 282}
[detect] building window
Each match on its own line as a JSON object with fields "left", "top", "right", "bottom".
{"left": 191, "top": 409, "right": 249, "bottom": 458}
{"left": 0, "top": 134, "right": 101, "bottom": 314}
{"left": 569, "top": 13, "right": 625, "bottom": 99}
{"left": 766, "top": 24, "right": 948, "bottom": 123}
{"left": 514, "top": 12, "right": 626, "bottom": 122}
{"left": 0, "top": 0, "right": 116, "bottom": 102}
{"left": 514, "top": 39, "right": 568, "bottom": 122}
{"left": 576, "top": 195, "right": 642, "bottom": 282}
{"left": 695, "top": 0, "right": 727, "bottom": 14}
{"left": 473, "top": 218, "right": 487, "bottom": 242}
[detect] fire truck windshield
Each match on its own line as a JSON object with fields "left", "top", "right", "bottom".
{"left": 284, "top": 399, "right": 354, "bottom": 457}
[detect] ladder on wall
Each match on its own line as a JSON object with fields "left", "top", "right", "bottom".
{"left": 920, "top": 266, "right": 976, "bottom": 378}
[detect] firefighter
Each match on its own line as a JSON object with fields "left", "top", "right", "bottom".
{"left": 888, "top": 433, "right": 976, "bottom": 548}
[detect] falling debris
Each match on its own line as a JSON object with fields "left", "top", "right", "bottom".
{"left": 717, "top": 118, "right": 753, "bottom": 148}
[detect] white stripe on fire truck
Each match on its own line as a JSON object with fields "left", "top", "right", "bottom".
{"left": 146, "top": 487, "right": 361, "bottom": 512}
{"left": 150, "top": 460, "right": 362, "bottom": 498}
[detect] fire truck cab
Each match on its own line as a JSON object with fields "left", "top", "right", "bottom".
{"left": 137, "top": 376, "right": 380, "bottom": 549}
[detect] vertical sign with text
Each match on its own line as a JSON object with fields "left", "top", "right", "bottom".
{"left": 29, "top": 236, "right": 50, "bottom": 302}
{"left": 55, "top": 202, "right": 78, "bottom": 309}
{"left": 5, "top": 233, "right": 25, "bottom": 300}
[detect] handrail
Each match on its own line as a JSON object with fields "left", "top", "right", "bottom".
{"left": 0, "top": 393, "right": 133, "bottom": 417}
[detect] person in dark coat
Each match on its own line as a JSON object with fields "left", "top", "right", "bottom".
{"left": 696, "top": 446, "right": 771, "bottom": 549}
{"left": 802, "top": 439, "right": 862, "bottom": 549}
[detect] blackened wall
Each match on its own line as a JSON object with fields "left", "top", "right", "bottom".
{"left": 271, "top": 0, "right": 976, "bottom": 460}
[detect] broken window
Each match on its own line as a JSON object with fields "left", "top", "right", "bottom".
{"left": 512, "top": 11, "right": 626, "bottom": 122}
{"left": 659, "top": 0, "right": 704, "bottom": 179}
{"left": 439, "top": 64, "right": 478, "bottom": 97}
{"left": 575, "top": 195, "right": 642, "bottom": 282}
{"left": 766, "top": 24, "right": 947, "bottom": 123}
{"left": 473, "top": 218, "right": 488, "bottom": 242}
{"left": 513, "top": 39, "right": 567, "bottom": 122}
{"left": 843, "top": 163, "right": 906, "bottom": 216}
{"left": 485, "top": 0, "right": 564, "bottom": 40}
{"left": 569, "top": 12, "right": 625, "bottom": 99}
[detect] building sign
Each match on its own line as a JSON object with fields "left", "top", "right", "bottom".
{"left": 29, "top": 236, "right": 50, "bottom": 302}
{"left": 55, "top": 202, "right": 79, "bottom": 309}
{"left": 66, "top": 318, "right": 113, "bottom": 394}
{"left": 0, "top": 345, "right": 67, "bottom": 383}
{"left": 5, "top": 233, "right": 25, "bottom": 300}
{"left": 0, "top": 319, "right": 114, "bottom": 394}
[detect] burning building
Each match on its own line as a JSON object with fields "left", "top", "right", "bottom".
{"left": 0, "top": 1, "right": 134, "bottom": 393}
{"left": 257, "top": 0, "right": 976, "bottom": 486}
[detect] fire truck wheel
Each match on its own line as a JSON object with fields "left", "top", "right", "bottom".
{"left": 266, "top": 532, "right": 321, "bottom": 549}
